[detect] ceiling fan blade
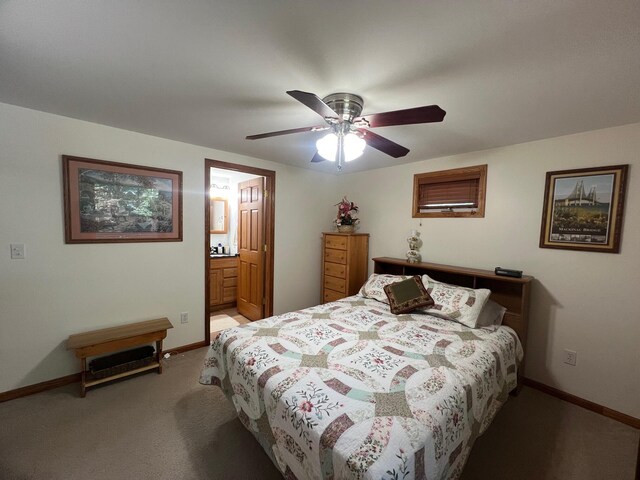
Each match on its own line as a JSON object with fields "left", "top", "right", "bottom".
{"left": 286, "top": 90, "right": 338, "bottom": 119}
{"left": 356, "top": 105, "right": 446, "bottom": 128}
{"left": 246, "top": 125, "right": 326, "bottom": 140}
{"left": 310, "top": 152, "right": 325, "bottom": 163}
{"left": 358, "top": 129, "right": 410, "bottom": 158}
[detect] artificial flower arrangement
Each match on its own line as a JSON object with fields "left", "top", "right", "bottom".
{"left": 334, "top": 196, "right": 359, "bottom": 227}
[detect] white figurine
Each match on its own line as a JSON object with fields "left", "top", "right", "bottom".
{"left": 406, "top": 230, "right": 422, "bottom": 263}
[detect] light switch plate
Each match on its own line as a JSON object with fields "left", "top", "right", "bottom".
{"left": 10, "top": 244, "right": 25, "bottom": 259}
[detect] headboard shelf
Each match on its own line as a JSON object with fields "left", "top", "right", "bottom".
{"left": 373, "top": 257, "right": 533, "bottom": 384}
{"left": 372, "top": 257, "right": 533, "bottom": 285}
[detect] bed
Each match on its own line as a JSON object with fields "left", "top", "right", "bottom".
{"left": 200, "top": 258, "right": 533, "bottom": 480}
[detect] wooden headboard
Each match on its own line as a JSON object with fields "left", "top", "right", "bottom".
{"left": 373, "top": 257, "right": 533, "bottom": 379}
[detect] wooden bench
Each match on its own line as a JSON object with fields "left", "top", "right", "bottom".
{"left": 67, "top": 318, "right": 173, "bottom": 397}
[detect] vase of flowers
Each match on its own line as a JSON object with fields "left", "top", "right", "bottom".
{"left": 334, "top": 196, "right": 359, "bottom": 233}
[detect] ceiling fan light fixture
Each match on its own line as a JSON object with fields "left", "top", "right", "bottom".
{"left": 316, "top": 132, "right": 365, "bottom": 163}
{"left": 247, "top": 90, "right": 446, "bottom": 167}
{"left": 343, "top": 132, "right": 365, "bottom": 162}
{"left": 316, "top": 132, "right": 338, "bottom": 162}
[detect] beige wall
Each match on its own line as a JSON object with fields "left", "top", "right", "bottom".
{"left": 0, "top": 102, "right": 337, "bottom": 393}
{"left": 2, "top": 100, "right": 638, "bottom": 420}
{"left": 337, "top": 123, "right": 640, "bottom": 418}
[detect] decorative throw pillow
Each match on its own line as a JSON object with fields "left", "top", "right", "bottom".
{"left": 384, "top": 276, "right": 435, "bottom": 314}
{"left": 475, "top": 299, "right": 507, "bottom": 327}
{"left": 358, "top": 274, "right": 412, "bottom": 303}
{"left": 421, "top": 275, "right": 491, "bottom": 329}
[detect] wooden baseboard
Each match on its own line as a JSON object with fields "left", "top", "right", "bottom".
{"left": 164, "top": 340, "right": 208, "bottom": 355}
{"left": 636, "top": 438, "right": 639, "bottom": 480}
{"left": 3, "top": 352, "right": 636, "bottom": 432}
{"left": 636, "top": 441, "right": 640, "bottom": 480}
{"left": 0, "top": 340, "right": 209, "bottom": 403}
{"left": 0, "top": 373, "right": 81, "bottom": 403}
{"left": 523, "top": 377, "right": 640, "bottom": 429}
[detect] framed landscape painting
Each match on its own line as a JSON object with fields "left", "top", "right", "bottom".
{"left": 63, "top": 155, "right": 183, "bottom": 243}
{"left": 539, "top": 165, "right": 628, "bottom": 253}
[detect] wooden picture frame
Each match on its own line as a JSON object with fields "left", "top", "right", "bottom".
{"left": 62, "top": 155, "right": 183, "bottom": 243}
{"left": 209, "top": 197, "right": 229, "bottom": 234}
{"left": 539, "top": 164, "right": 628, "bottom": 253}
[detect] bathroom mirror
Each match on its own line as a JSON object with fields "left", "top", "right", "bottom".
{"left": 209, "top": 197, "right": 228, "bottom": 234}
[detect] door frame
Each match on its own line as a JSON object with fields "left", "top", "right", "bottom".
{"left": 204, "top": 159, "right": 275, "bottom": 342}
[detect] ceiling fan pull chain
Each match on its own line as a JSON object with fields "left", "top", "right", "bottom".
{"left": 337, "top": 134, "right": 344, "bottom": 170}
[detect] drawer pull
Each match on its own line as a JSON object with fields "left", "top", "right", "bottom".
{"left": 324, "top": 275, "right": 346, "bottom": 293}
{"left": 323, "top": 289, "right": 344, "bottom": 303}
{"left": 325, "top": 235, "right": 347, "bottom": 250}
{"left": 324, "top": 248, "right": 346, "bottom": 264}
{"left": 324, "top": 262, "right": 346, "bottom": 278}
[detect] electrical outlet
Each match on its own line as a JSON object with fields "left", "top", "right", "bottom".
{"left": 10, "top": 243, "right": 25, "bottom": 259}
{"left": 180, "top": 312, "right": 189, "bottom": 324}
{"left": 564, "top": 349, "right": 577, "bottom": 366}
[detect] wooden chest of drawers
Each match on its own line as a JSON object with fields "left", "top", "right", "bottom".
{"left": 321, "top": 232, "right": 369, "bottom": 303}
{"left": 209, "top": 256, "right": 239, "bottom": 311}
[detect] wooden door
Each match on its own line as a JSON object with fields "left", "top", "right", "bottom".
{"left": 237, "top": 177, "right": 265, "bottom": 320}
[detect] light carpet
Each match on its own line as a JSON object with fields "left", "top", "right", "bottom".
{"left": 0, "top": 348, "right": 637, "bottom": 480}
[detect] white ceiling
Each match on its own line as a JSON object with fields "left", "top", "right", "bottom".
{"left": 1, "top": 1, "right": 638, "bottom": 174}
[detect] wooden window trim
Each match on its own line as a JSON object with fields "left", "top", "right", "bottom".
{"left": 412, "top": 165, "right": 487, "bottom": 218}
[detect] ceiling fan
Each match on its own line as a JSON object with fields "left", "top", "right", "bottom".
{"left": 246, "top": 90, "right": 446, "bottom": 170}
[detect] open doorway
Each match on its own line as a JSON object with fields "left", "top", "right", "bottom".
{"left": 204, "top": 159, "right": 275, "bottom": 343}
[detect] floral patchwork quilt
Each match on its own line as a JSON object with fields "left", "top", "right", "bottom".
{"left": 200, "top": 295, "right": 522, "bottom": 480}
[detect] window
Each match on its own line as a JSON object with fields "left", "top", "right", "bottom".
{"left": 412, "top": 164, "right": 487, "bottom": 218}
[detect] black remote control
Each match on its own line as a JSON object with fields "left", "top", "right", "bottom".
{"left": 494, "top": 267, "right": 523, "bottom": 278}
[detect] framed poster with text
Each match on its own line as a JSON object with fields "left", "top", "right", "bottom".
{"left": 539, "top": 165, "right": 628, "bottom": 253}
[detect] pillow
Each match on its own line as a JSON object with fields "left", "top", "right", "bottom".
{"left": 384, "top": 276, "right": 435, "bottom": 314}
{"left": 420, "top": 274, "right": 491, "bottom": 329}
{"left": 358, "top": 274, "right": 412, "bottom": 303}
{"left": 475, "top": 299, "right": 507, "bottom": 327}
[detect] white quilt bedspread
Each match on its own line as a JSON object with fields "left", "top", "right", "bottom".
{"left": 200, "top": 295, "right": 522, "bottom": 480}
